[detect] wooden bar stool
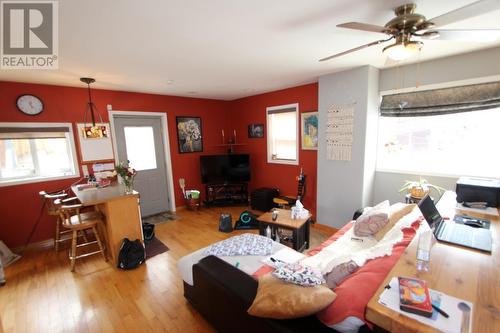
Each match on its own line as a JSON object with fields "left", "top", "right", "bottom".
{"left": 39, "top": 191, "right": 75, "bottom": 251}
{"left": 54, "top": 198, "right": 107, "bottom": 272}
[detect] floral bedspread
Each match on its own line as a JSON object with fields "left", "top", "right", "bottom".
{"left": 204, "top": 233, "right": 273, "bottom": 256}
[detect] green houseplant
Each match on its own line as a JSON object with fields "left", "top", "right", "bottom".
{"left": 399, "top": 176, "right": 446, "bottom": 199}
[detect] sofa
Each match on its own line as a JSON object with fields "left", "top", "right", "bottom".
{"left": 183, "top": 255, "right": 373, "bottom": 333}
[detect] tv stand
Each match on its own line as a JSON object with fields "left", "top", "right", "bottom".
{"left": 204, "top": 183, "right": 248, "bottom": 206}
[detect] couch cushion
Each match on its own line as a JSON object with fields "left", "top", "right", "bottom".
{"left": 248, "top": 273, "right": 336, "bottom": 319}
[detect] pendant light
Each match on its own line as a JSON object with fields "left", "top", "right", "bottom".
{"left": 80, "top": 77, "right": 107, "bottom": 139}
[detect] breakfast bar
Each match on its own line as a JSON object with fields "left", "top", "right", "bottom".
{"left": 71, "top": 184, "right": 144, "bottom": 263}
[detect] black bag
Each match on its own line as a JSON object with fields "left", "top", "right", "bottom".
{"left": 142, "top": 223, "right": 155, "bottom": 244}
{"left": 219, "top": 213, "right": 233, "bottom": 233}
{"left": 117, "top": 238, "right": 145, "bottom": 270}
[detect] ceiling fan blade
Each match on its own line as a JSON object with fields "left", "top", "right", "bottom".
{"left": 337, "top": 22, "right": 389, "bottom": 34}
{"left": 429, "top": 0, "right": 500, "bottom": 28}
{"left": 319, "top": 38, "right": 392, "bottom": 62}
{"left": 431, "top": 29, "right": 500, "bottom": 42}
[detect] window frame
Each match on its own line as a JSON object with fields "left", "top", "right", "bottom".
{"left": 0, "top": 122, "right": 80, "bottom": 187}
{"left": 266, "top": 103, "right": 299, "bottom": 166}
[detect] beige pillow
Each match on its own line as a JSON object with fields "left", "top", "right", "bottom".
{"left": 247, "top": 273, "right": 336, "bottom": 319}
{"left": 353, "top": 200, "right": 390, "bottom": 237}
{"left": 373, "top": 203, "right": 416, "bottom": 241}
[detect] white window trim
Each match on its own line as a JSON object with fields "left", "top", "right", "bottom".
{"left": 0, "top": 122, "right": 80, "bottom": 187}
{"left": 266, "top": 103, "right": 299, "bottom": 166}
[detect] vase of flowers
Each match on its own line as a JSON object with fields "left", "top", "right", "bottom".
{"left": 114, "top": 161, "right": 137, "bottom": 194}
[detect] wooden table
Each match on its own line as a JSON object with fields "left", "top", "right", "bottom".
{"left": 72, "top": 184, "right": 144, "bottom": 264}
{"left": 366, "top": 191, "right": 500, "bottom": 333}
{"left": 258, "top": 208, "right": 311, "bottom": 252}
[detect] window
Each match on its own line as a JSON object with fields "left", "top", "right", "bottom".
{"left": 124, "top": 126, "right": 157, "bottom": 171}
{"left": 267, "top": 103, "right": 299, "bottom": 165}
{"left": 0, "top": 123, "right": 79, "bottom": 186}
{"left": 376, "top": 108, "right": 500, "bottom": 178}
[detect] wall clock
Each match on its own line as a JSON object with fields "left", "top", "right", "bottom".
{"left": 16, "top": 95, "right": 44, "bottom": 116}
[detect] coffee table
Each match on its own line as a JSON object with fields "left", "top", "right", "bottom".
{"left": 257, "top": 208, "right": 311, "bottom": 252}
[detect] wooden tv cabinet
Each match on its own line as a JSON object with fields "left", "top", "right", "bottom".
{"left": 204, "top": 183, "right": 248, "bottom": 206}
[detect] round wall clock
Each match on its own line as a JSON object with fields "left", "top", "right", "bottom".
{"left": 16, "top": 95, "right": 44, "bottom": 116}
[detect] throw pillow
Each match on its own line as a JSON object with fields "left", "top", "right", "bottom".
{"left": 353, "top": 200, "right": 390, "bottom": 237}
{"left": 247, "top": 273, "right": 337, "bottom": 319}
{"left": 373, "top": 203, "right": 416, "bottom": 241}
{"left": 324, "top": 260, "right": 359, "bottom": 289}
{"left": 272, "top": 262, "right": 325, "bottom": 287}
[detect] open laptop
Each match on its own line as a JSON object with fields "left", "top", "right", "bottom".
{"left": 418, "top": 194, "right": 492, "bottom": 253}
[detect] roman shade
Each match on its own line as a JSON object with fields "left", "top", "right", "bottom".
{"left": 0, "top": 126, "right": 69, "bottom": 139}
{"left": 380, "top": 81, "right": 500, "bottom": 117}
{"left": 267, "top": 106, "right": 297, "bottom": 115}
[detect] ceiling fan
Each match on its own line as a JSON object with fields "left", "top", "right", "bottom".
{"left": 319, "top": 0, "right": 500, "bottom": 62}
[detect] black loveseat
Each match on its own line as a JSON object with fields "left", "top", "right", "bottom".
{"left": 183, "top": 255, "right": 372, "bottom": 333}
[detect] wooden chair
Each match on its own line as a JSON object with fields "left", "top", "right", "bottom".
{"left": 273, "top": 170, "right": 307, "bottom": 208}
{"left": 39, "top": 191, "right": 76, "bottom": 251}
{"left": 54, "top": 198, "right": 107, "bottom": 272}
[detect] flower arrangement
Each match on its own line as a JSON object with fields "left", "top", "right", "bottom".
{"left": 114, "top": 161, "right": 137, "bottom": 193}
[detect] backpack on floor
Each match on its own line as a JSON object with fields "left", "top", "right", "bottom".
{"left": 117, "top": 238, "right": 145, "bottom": 270}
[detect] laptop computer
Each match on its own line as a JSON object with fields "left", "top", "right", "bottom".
{"left": 418, "top": 194, "right": 492, "bottom": 253}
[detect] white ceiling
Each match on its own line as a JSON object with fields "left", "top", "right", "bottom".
{"left": 1, "top": 0, "right": 500, "bottom": 100}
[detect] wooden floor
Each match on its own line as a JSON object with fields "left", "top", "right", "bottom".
{"left": 0, "top": 206, "right": 332, "bottom": 333}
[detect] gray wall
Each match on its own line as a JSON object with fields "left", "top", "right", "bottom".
{"left": 373, "top": 46, "right": 500, "bottom": 207}
{"left": 316, "top": 66, "right": 379, "bottom": 228}
{"left": 373, "top": 171, "right": 458, "bottom": 205}
{"left": 380, "top": 46, "right": 500, "bottom": 93}
{"left": 317, "top": 47, "right": 500, "bottom": 228}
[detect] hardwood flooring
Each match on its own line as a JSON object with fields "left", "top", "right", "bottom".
{"left": 0, "top": 206, "right": 332, "bottom": 333}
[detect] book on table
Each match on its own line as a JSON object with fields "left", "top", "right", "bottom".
{"left": 398, "top": 276, "right": 433, "bottom": 318}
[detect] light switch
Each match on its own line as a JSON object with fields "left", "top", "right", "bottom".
{"left": 82, "top": 165, "right": 89, "bottom": 178}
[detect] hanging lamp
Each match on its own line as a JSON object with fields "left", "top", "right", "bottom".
{"left": 80, "top": 77, "right": 108, "bottom": 139}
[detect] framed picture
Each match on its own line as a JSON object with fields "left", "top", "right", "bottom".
{"left": 248, "top": 124, "right": 264, "bottom": 138}
{"left": 176, "top": 116, "right": 203, "bottom": 153}
{"left": 301, "top": 112, "right": 318, "bottom": 150}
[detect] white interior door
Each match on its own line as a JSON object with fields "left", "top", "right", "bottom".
{"left": 113, "top": 115, "right": 170, "bottom": 217}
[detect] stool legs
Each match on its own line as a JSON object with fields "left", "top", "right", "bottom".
{"left": 70, "top": 230, "right": 77, "bottom": 272}
{"left": 93, "top": 226, "right": 107, "bottom": 262}
{"left": 54, "top": 216, "right": 61, "bottom": 252}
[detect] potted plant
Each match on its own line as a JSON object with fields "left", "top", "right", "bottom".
{"left": 399, "top": 177, "right": 446, "bottom": 199}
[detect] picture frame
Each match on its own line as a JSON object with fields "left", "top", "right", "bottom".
{"left": 176, "top": 116, "right": 203, "bottom": 153}
{"left": 301, "top": 112, "right": 318, "bottom": 150}
{"left": 248, "top": 124, "right": 264, "bottom": 138}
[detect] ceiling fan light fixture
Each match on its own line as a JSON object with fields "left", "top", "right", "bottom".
{"left": 383, "top": 40, "right": 422, "bottom": 61}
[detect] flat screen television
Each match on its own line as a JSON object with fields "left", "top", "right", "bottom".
{"left": 200, "top": 154, "right": 250, "bottom": 184}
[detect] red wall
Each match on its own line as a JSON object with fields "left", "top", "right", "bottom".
{"left": 0, "top": 81, "right": 319, "bottom": 248}
{"left": 228, "top": 83, "right": 318, "bottom": 217}
{"left": 0, "top": 81, "right": 230, "bottom": 248}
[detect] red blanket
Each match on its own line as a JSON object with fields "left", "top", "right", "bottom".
{"left": 313, "top": 220, "right": 421, "bottom": 327}
{"left": 252, "top": 219, "right": 421, "bottom": 327}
